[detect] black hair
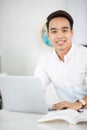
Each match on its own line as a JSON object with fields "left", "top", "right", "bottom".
{"left": 46, "top": 10, "right": 74, "bottom": 31}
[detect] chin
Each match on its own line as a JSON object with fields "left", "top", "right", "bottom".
{"left": 57, "top": 45, "right": 65, "bottom": 50}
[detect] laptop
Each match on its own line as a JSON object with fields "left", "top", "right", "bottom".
{"left": 0, "top": 75, "right": 48, "bottom": 114}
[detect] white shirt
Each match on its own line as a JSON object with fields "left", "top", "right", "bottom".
{"left": 34, "top": 43, "right": 87, "bottom": 102}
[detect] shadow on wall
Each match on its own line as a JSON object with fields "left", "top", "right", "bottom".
{"left": 83, "top": 45, "right": 87, "bottom": 47}
{"left": 0, "top": 94, "right": 2, "bottom": 109}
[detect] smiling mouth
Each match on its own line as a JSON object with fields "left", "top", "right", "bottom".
{"left": 56, "top": 40, "right": 66, "bottom": 46}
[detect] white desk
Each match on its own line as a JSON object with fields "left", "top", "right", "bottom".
{"left": 0, "top": 110, "right": 87, "bottom": 130}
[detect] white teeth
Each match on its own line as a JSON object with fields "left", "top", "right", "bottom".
{"left": 56, "top": 41, "right": 64, "bottom": 44}
{"left": 56, "top": 40, "right": 66, "bottom": 44}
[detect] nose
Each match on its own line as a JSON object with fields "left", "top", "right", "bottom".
{"left": 56, "top": 31, "right": 63, "bottom": 39}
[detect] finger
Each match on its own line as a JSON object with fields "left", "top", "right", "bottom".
{"left": 52, "top": 103, "right": 65, "bottom": 110}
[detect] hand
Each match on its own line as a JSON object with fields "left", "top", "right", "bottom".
{"left": 52, "top": 101, "right": 82, "bottom": 110}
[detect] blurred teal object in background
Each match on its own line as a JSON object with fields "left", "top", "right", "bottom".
{"left": 42, "top": 33, "right": 53, "bottom": 47}
{"left": 41, "top": 24, "right": 53, "bottom": 47}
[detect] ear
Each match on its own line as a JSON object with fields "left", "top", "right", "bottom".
{"left": 47, "top": 32, "right": 50, "bottom": 38}
{"left": 47, "top": 32, "right": 51, "bottom": 42}
{"left": 71, "top": 29, "right": 74, "bottom": 35}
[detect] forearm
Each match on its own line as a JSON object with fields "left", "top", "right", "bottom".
{"left": 52, "top": 96, "right": 87, "bottom": 111}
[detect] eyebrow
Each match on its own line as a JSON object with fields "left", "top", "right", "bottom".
{"left": 49, "top": 26, "right": 69, "bottom": 31}
{"left": 62, "top": 26, "right": 70, "bottom": 29}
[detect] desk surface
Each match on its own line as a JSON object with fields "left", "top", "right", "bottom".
{"left": 0, "top": 109, "right": 87, "bottom": 130}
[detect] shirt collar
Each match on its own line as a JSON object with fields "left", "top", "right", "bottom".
{"left": 52, "top": 43, "right": 75, "bottom": 62}
{"left": 64, "top": 43, "right": 75, "bottom": 62}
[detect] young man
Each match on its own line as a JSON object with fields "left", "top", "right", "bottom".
{"left": 34, "top": 10, "right": 87, "bottom": 111}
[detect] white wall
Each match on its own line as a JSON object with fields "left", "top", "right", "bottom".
{"left": 0, "top": 0, "right": 87, "bottom": 75}
{"left": 67, "top": 0, "right": 87, "bottom": 45}
{"left": 0, "top": 0, "right": 67, "bottom": 75}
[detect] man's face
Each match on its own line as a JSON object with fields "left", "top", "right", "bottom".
{"left": 48, "top": 17, "right": 73, "bottom": 51}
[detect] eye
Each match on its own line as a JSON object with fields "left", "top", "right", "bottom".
{"left": 62, "top": 29, "right": 68, "bottom": 32}
{"left": 51, "top": 30, "right": 57, "bottom": 34}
